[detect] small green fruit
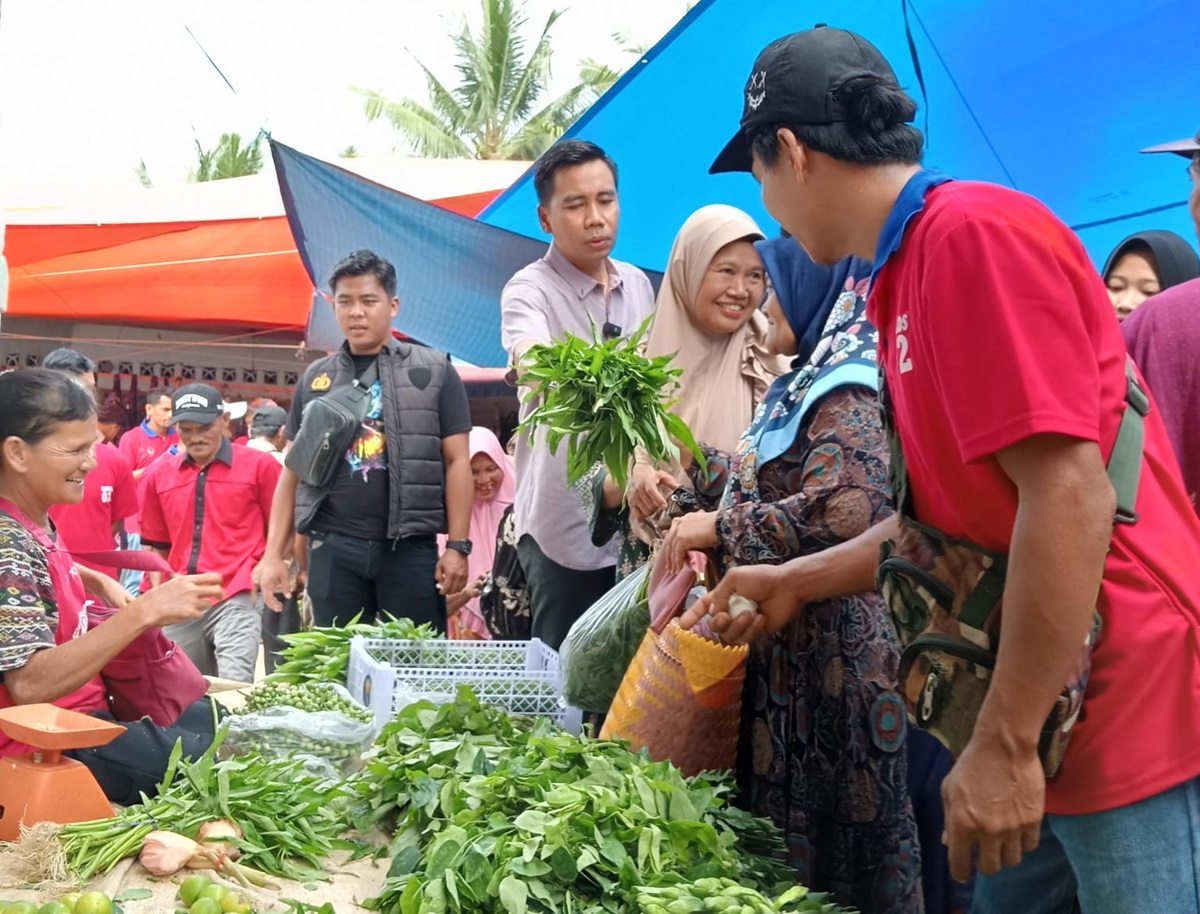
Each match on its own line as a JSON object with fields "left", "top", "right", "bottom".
{"left": 189, "top": 899, "right": 222, "bottom": 914}
{"left": 178, "top": 875, "right": 212, "bottom": 907}
{"left": 198, "top": 886, "right": 228, "bottom": 905}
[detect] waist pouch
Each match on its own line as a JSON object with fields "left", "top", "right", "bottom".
{"left": 877, "top": 359, "right": 1148, "bottom": 778}
{"left": 286, "top": 362, "right": 378, "bottom": 489}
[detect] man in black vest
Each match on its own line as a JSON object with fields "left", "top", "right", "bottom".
{"left": 257, "top": 250, "right": 473, "bottom": 629}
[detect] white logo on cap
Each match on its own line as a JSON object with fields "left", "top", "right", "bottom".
{"left": 176, "top": 393, "right": 213, "bottom": 411}
{"left": 746, "top": 71, "right": 767, "bottom": 111}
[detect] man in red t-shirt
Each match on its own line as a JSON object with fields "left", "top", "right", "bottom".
{"left": 42, "top": 349, "right": 139, "bottom": 583}
{"left": 117, "top": 385, "right": 177, "bottom": 594}
{"left": 691, "top": 26, "right": 1200, "bottom": 914}
{"left": 141, "top": 384, "right": 281, "bottom": 683}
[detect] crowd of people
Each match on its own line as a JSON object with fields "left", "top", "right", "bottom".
{"left": 1, "top": 23, "right": 1198, "bottom": 914}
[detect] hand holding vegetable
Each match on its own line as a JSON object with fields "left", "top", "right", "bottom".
{"left": 627, "top": 461, "right": 679, "bottom": 524}
{"left": 680, "top": 562, "right": 805, "bottom": 644}
{"left": 519, "top": 319, "right": 702, "bottom": 491}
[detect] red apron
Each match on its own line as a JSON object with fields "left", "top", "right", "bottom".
{"left": 0, "top": 500, "right": 108, "bottom": 756}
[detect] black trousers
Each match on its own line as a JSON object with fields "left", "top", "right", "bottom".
{"left": 262, "top": 593, "right": 303, "bottom": 675}
{"left": 67, "top": 697, "right": 223, "bottom": 806}
{"left": 516, "top": 534, "right": 615, "bottom": 652}
{"left": 306, "top": 531, "right": 446, "bottom": 632}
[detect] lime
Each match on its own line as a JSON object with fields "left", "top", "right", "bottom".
{"left": 5, "top": 903, "right": 39, "bottom": 914}
{"left": 71, "top": 895, "right": 111, "bottom": 914}
{"left": 198, "top": 886, "right": 228, "bottom": 905}
{"left": 179, "top": 875, "right": 212, "bottom": 907}
{"left": 219, "top": 893, "right": 251, "bottom": 914}
{"left": 58, "top": 895, "right": 81, "bottom": 913}
{"left": 39, "top": 904, "right": 72, "bottom": 914}
{"left": 189, "top": 899, "right": 222, "bottom": 914}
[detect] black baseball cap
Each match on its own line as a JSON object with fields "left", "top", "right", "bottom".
{"left": 710, "top": 26, "right": 903, "bottom": 174}
{"left": 170, "top": 383, "right": 233, "bottom": 426}
{"left": 1141, "top": 130, "right": 1200, "bottom": 158}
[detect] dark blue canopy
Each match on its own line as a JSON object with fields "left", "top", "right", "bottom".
{"left": 483, "top": 0, "right": 1200, "bottom": 269}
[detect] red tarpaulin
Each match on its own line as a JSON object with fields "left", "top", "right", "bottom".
{"left": 5, "top": 189, "right": 503, "bottom": 331}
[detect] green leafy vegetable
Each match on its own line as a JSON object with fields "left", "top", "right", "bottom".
{"left": 354, "top": 689, "right": 802, "bottom": 914}
{"left": 60, "top": 728, "right": 352, "bottom": 882}
{"left": 518, "top": 318, "right": 703, "bottom": 490}
{"left": 267, "top": 613, "right": 439, "bottom": 686}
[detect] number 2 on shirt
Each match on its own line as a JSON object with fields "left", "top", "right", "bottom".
{"left": 895, "top": 314, "right": 914, "bottom": 374}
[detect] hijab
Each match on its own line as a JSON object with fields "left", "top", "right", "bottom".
{"left": 445, "top": 427, "right": 515, "bottom": 638}
{"left": 721, "top": 238, "right": 877, "bottom": 507}
{"left": 644, "top": 205, "right": 788, "bottom": 461}
{"left": 1102, "top": 231, "right": 1200, "bottom": 291}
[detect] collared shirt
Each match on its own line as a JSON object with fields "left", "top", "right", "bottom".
{"left": 118, "top": 419, "right": 179, "bottom": 536}
{"left": 140, "top": 439, "right": 281, "bottom": 597}
{"left": 245, "top": 436, "right": 286, "bottom": 466}
{"left": 501, "top": 244, "right": 656, "bottom": 569}
{"left": 48, "top": 442, "right": 139, "bottom": 580}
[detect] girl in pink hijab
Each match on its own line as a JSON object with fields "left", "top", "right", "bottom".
{"left": 442, "top": 427, "right": 515, "bottom": 639}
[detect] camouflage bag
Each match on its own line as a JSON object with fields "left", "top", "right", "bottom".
{"left": 877, "top": 360, "right": 1149, "bottom": 777}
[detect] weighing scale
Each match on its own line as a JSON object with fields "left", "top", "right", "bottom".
{"left": 0, "top": 704, "right": 126, "bottom": 841}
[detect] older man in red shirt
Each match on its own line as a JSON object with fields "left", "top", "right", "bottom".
{"left": 141, "top": 384, "right": 280, "bottom": 682}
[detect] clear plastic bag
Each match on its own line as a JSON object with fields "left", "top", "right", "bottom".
{"left": 561, "top": 562, "right": 652, "bottom": 712}
{"left": 223, "top": 700, "right": 376, "bottom": 775}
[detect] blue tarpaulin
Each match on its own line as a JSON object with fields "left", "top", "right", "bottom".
{"left": 272, "top": 140, "right": 547, "bottom": 366}
{"left": 483, "top": 0, "right": 1200, "bottom": 269}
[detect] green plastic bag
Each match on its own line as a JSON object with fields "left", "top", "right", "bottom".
{"left": 561, "top": 562, "right": 652, "bottom": 712}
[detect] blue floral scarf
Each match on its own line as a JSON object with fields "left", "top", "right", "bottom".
{"left": 720, "top": 241, "right": 878, "bottom": 509}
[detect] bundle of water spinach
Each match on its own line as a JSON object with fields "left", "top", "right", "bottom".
{"left": 518, "top": 319, "right": 702, "bottom": 491}
{"left": 357, "top": 689, "right": 807, "bottom": 914}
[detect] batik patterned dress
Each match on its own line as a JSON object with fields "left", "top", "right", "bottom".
{"left": 691, "top": 386, "right": 923, "bottom": 914}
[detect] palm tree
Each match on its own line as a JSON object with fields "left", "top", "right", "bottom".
{"left": 355, "top": 0, "right": 612, "bottom": 160}
{"left": 191, "top": 132, "right": 264, "bottom": 182}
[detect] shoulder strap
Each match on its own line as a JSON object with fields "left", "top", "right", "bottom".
{"left": 71, "top": 549, "right": 173, "bottom": 575}
{"left": 355, "top": 359, "right": 380, "bottom": 390}
{"left": 1108, "top": 359, "right": 1150, "bottom": 524}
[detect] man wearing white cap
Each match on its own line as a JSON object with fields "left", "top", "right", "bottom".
{"left": 140, "top": 383, "right": 281, "bottom": 682}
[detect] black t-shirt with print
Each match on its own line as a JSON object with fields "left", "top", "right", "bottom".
{"left": 287, "top": 351, "right": 472, "bottom": 541}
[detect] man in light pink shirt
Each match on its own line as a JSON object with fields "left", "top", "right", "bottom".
{"left": 501, "top": 140, "right": 656, "bottom": 649}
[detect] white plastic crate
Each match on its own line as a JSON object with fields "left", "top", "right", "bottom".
{"left": 347, "top": 636, "right": 582, "bottom": 733}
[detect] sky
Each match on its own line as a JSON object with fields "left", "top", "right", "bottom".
{"left": 0, "top": 0, "right": 690, "bottom": 204}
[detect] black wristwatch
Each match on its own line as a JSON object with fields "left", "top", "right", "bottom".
{"left": 446, "top": 539, "right": 473, "bottom": 557}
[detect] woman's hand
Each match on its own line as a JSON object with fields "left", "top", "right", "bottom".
{"left": 627, "top": 462, "right": 678, "bottom": 525}
{"left": 679, "top": 562, "right": 806, "bottom": 643}
{"left": 662, "top": 511, "right": 719, "bottom": 574}
{"left": 79, "top": 565, "right": 134, "bottom": 608}
{"left": 135, "top": 573, "right": 226, "bottom": 628}
{"left": 95, "top": 572, "right": 133, "bottom": 608}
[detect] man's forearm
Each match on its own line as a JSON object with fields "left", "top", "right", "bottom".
{"left": 972, "top": 483, "right": 1111, "bottom": 753}
{"left": 787, "top": 515, "right": 898, "bottom": 602}
{"left": 444, "top": 457, "right": 472, "bottom": 541}
{"left": 265, "top": 468, "right": 300, "bottom": 558}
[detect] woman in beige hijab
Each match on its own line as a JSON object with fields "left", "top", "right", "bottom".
{"left": 579, "top": 204, "right": 786, "bottom": 579}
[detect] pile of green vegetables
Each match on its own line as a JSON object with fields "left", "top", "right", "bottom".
{"left": 519, "top": 320, "right": 702, "bottom": 490}
{"left": 267, "top": 614, "right": 438, "bottom": 686}
{"left": 239, "top": 681, "right": 372, "bottom": 722}
{"left": 350, "top": 689, "right": 852, "bottom": 914}
{"left": 635, "top": 881, "right": 851, "bottom": 914}
{"left": 227, "top": 681, "right": 375, "bottom": 773}
{"left": 59, "top": 732, "right": 352, "bottom": 883}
